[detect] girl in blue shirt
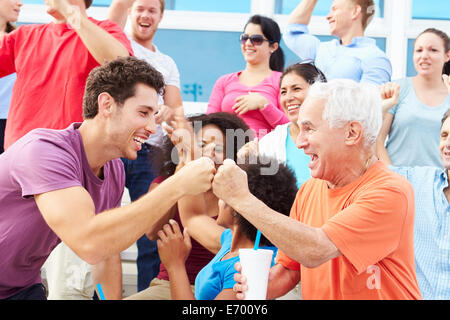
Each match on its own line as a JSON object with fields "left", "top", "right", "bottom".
{"left": 377, "top": 28, "right": 450, "bottom": 167}
{"left": 156, "top": 159, "right": 297, "bottom": 300}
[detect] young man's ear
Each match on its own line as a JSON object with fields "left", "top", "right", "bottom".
{"left": 97, "top": 92, "right": 114, "bottom": 118}
{"left": 351, "top": 4, "right": 363, "bottom": 23}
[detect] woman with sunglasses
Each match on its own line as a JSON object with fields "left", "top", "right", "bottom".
{"left": 238, "top": 62, "right": 327, "bottom": 189}
{"left": 0, "top": 0, "right": 22, "bottom": 154}
{"left": 207, "top": 15, "right": 289, "bottom": 139}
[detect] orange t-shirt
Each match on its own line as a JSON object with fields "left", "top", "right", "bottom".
{"left": 276, "top": 161, "right": 422, "bottom": 300}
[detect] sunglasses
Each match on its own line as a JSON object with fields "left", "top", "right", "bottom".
{"left": 239, "top": 33, "right": 272, "bottom": 46}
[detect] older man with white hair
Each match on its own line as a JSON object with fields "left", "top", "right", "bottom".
{"left": 212, "top": 79, "right": 422, "bottom": 300}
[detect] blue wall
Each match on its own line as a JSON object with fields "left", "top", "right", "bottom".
{"left": 154, "top": 30, "right": 386, "bottom": 102}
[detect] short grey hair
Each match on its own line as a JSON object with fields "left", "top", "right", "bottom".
{"left": 307, "top": 79, "right": 382, "bottom": 147}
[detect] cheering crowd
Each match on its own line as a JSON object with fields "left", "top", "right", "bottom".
{"left": 0, "top": 0, "right": 449, "bottom": 300}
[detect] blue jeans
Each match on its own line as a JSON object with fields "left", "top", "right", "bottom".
{"left": 121, "top": 143, "right": 160, "bottom": 292}
{"left": 4, "top": 283, "right": 47, "bottom": 300}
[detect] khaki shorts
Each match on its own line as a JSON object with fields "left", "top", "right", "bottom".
{"left": 124, "top": 278, "right": 195, "bottom": 300}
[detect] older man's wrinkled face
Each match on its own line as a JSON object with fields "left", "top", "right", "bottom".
{"left": 296, "top": 96, "right": 347, "bottom": 183}
{"left": 440, "top": 117, "right": 450, "bottom": 170}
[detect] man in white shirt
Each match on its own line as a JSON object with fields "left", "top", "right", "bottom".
{"left": 107, "top": 0, "right": 183, "bottom": 293}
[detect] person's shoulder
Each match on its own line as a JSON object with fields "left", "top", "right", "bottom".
{"left": 12, "top": 23, "right": 49, "bottom": 37}
{"left": 390, "top": 165, "right": 443, "bottom": 181}
{"left": 8, "top": 126, "right": 81, "bottom": 166}
{"left": 215, "top": 72, "right": 239, "bottom": 84}
{"left": 366, "top": 162, "right": 415, "bottom": 195}
{"left": 270, "top": 71, "right": 283, "bottom": 82}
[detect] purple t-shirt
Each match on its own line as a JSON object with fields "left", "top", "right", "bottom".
{"left": 0, "top": 123, "right": 125, "bottom": 299}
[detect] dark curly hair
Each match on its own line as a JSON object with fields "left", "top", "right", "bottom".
{"left": 154, "top": 112, "right": 253, "bottom": 178}
{"left": 83, "top": 56, "right": 165, "bottom": 119}
{"left": 235, "top": 157, "right": 298, "bottom": 247}
{"left": 84, "top": 0, "right": 93, "bottom": 9}
{"left": 281, "top": 62, "right": 327, "bottom": 87}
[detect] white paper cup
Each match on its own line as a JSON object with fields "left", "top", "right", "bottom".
{"left": 238, "top": 248, "right": 273, "bottom": 300}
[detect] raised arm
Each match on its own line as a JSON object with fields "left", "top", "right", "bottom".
{"left": 288, "top": 0, "right": 319, "bottom": 24}
{"left": 107, "top": 0, "right": 135, "bottom": 30}
{"left": 283, "top": 0, "right": 321, "bottom": 61}
{"left": 45, "top": 0, "right": 131, "bottom": 65}
{"left": 376, "top": 82, "right": 400, "bottom": 165}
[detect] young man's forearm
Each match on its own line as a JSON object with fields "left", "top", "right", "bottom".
{"left": 288, "top": 0, "right": 318, "bottom": 24}
{"left": 82, "top": 174, "right": 186, "bottom": 264}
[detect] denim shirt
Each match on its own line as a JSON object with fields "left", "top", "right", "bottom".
{"left": 283, "top": 24, "right": 392, "bottom": 85}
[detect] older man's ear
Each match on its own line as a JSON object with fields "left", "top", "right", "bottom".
{"left": 344, "top": 121, "right": 364, "bottom": 146}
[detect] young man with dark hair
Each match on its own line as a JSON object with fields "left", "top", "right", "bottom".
{"left": 0, "top": 0, "right": 133, "bottom": 150}
{"left": 107, "top": 0, "right": 183, "bottom": 291}
{"left": 0, "top": 56, "right": 216, "bottom": 300}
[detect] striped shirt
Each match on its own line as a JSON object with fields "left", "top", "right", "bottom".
{"left": 390, "top": 166, "right": 450, "bottom": 299}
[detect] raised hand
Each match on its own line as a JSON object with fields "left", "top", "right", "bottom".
{"left": 379, "top": 82, "right": 400, "bottom": 115}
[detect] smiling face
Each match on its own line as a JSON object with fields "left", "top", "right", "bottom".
{"left": 0, "top": 0, "right": 22, "bottom": 26}
{"left": 280, "top": 72, "right": 311, "bottom": 124}
{"left": 108, "top": 83, "right": 159, "bottom": 160}
{"left": 296, "top": 96, "right": 348, "bottom": 182}
{"left": 413, "top": 32, "right": 450, "bottom": 78}
{"left": 326, "top": 0, "right": 355, "bottom": 38}
{"left": 195, "top": 124, "right": 226, "bottom": 167}
{"left": 129, "top": 0, "right": 163, "bottom": 43}
{"left": 440, "top": 116, "right": 450, "bottom": 170}
{"left": 241, "top": 23, "right": 275, "bottom": 66}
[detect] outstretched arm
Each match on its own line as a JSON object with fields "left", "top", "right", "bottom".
{"left": 212, "top": 160, "right": 340, "bottom": 269}
{"left": 35, "top": 157, "right": 216, "bottom": 265}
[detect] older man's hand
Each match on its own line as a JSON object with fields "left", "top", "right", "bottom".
{"left": 212, "top": 159, "right": 250, "bottom": 207}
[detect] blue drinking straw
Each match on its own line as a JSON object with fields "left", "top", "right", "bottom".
{"left": 96, "top": 283, "right": 106, "bottom": 300}
{"left": 254, "top": 230, "right": 261, "bottom": 250}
